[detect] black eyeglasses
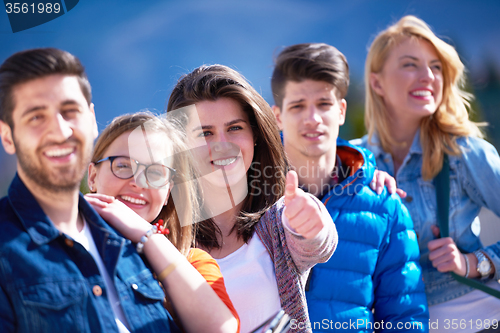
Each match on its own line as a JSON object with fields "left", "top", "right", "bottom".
{"left": 94, "top": 155, "right": 176, "bottom": 188}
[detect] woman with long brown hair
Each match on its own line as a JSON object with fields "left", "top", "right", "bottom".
{"left": 166, "top": 64, "right": 338, "bottom": 333}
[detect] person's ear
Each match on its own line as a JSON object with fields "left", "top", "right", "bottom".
{"left": 272, "top": 105, "right": 284, "bottom": 130}
{"left": 87, "top": 162, "right": 97, "bottom": 193}
{"left": 370, "top": 73, "right": 385, "bottom": 97}
{"left": 0, "top": 120, "right": 16, "bottom": 155}
{"left": 89, "top": 103, "right": 98, "bottom": 140}
{"left": 339, "top": 98, "right": 347, "bottom": 126}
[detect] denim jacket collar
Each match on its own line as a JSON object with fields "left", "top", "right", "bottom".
{"left": 365, "top": 130, "right": 423, "bottom": 159}
{"left": 408, "top": 129, "right": 423, "bottom": 156}
{"left": 8, "top": 174, "right": 60, "bottom": 245}
{"left": 362, "top": 132, "right": 383, "bottom": 159}
{"left": 8, "top": 173, "right": 124, "bottom": 248}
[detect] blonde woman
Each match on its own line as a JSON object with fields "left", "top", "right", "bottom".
{"left": 357, "top": 15, "right": 500, "bottom": 332}
{"left": 85, "top": 112, "right": 239, "bottom": 333}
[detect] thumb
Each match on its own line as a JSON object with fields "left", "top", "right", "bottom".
{"left": 285, "top": 170, "right": 299, "bottom": 205}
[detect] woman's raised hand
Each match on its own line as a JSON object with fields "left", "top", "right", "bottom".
{"left": 284, "top": 170, "right": 327, "bottom": 239}
{"left": 85, "top": 193, "right": 151, "bottom": 242}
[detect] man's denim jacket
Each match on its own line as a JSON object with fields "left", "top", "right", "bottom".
{"left": 354, "top": 131, "right": 500, "bottom": 305}
{"left": 0, "top": 174, "right": 180, "bottom": 332}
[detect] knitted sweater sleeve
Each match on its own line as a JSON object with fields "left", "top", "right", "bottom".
{"left": 265, "top": 196, "right": 338, "bottom": 275}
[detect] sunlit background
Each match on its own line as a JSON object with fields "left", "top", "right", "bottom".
{"left": 1, "top": 0, "right": 500, "bottom": 198}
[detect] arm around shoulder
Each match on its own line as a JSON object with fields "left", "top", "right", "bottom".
{"left": 85, "top": 194, "right": 238, "bottom": 332}
{"left": 144, "top": 235, "right": 239, "bottom": 333}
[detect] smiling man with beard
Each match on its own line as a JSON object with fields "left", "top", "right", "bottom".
{"left": 0, "top": 48, "right": 180, "bottom": 333}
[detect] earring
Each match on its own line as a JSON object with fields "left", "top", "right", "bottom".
{"left": 254, "top": 143, "right": 257, "bottom": 146}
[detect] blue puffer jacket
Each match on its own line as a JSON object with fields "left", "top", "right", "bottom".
{"left": 305, "top": 139, "right": 429, "bottom": 332}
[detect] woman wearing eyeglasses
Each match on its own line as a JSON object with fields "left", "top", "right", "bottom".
{"left": 84, "top": 112, "right": 239, "bottom": 333}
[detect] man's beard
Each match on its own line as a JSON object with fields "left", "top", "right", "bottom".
{"left": 14, "top": 137, "right": 91, "bottom": 193}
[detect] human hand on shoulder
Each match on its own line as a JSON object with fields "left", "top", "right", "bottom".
{"left": 284, "top": 170, "right": 327, "bottom": 239}
{"left": 370, "top": 169, "right": 407, "bottom": 198}
{"left": 84, "top": 193, "right": 152, "bottom": 242}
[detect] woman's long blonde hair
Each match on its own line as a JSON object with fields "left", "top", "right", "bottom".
{"left": 365, "top": 15, "right": 484, "bottom": 180}
{"left": 91, "top": 111, "right": 199, "bottom": 256}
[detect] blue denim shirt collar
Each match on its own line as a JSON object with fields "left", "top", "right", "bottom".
{"left": 8, "top": 174, "right": 60, "bottom": 245}
{"left": 8, "top": 173, "right": 124, "bottom": 248}
{"left": 408, "top": 129, "right": 423, "bottom": 155}
{"left": 3, "top": 174, "right": 179, "bottom": 332}
{"left": 365, "top": 129, "right": 423, "bottom": 159}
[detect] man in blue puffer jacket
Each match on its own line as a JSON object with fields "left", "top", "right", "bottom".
{"left": 271, "top": 43, "right": 429, "bottom": 332}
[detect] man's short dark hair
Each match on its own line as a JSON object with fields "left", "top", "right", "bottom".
{"left": 271, "top": 43, "right": 349, "bottom": 109}
{"left": 0, "top": 48, "right": 92, "bottom": 128}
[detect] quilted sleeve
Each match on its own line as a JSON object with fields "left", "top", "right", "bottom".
{"left": 372, "top": 195, "right": 429, "bottom": 332}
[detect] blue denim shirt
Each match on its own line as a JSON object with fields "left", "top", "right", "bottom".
{"left": 0, "top": 174, "right": 180, "bottom": 332}
{"left": 354, "top": 131, "right": 500, "bottom": 305}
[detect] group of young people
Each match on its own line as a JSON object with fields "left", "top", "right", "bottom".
{"left": 0, "top": 15, "right": 499, "bottom": 333}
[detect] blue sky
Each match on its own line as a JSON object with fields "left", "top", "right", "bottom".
{"left": 1, "top": 0, "right": 499, "bottom": 194}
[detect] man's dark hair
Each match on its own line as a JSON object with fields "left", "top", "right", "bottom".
{"left": 271, "top": 43, "right": 349, "bottom": 109}
{"left": 0, "top": 48, "right": 91, "bottom": 128}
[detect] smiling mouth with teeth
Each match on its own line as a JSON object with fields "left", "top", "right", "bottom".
{"left": 45, "top": 147, "right": 74, "bottom": 157}
{"left": 212, "top": 157, "right": 237, "bottom": 166}
{"left": 305, "top": 133, "right": 321, "bottom": 138}
{"left": 411, "top": 90, "right": 432, "bottom": 97}
{"left": 120, "top": 195, "right": 146, "bottom": 205}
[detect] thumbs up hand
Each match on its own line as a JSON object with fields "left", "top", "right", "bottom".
{"left": 284, "top": 170, "right": 327, "bottom": 239}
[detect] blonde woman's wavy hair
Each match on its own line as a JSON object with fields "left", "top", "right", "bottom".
{"left": 365, "top": 15, "right": 484, "bottom": 180}
{"left": 90, "top": 111, "right": 199, "bottom": 256}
